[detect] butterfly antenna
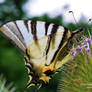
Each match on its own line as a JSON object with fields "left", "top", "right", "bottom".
{"left": 69, "top": 11, "right": 78, "bottom": 25}
{"left": 86, "top": 18, "right": 92, "bottom": 40}
{"left": 86, "top": 18, "right": 92, "bottom": 26}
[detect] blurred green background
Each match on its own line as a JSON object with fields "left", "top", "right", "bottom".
{"left": 0, "top": 0, "right": 90, "bottom": 92}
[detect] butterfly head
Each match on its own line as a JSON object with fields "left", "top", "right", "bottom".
{"left": 70, "top": 28, "right": 84, "bottom": 45}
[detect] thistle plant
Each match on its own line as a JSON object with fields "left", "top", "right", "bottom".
{"left": 0, "top": 75, "right": 16, "bottom": 92}
{"left": 57, "top": 29, "right": 92, "bottom": 92}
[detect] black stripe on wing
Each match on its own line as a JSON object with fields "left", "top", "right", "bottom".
{"left": 45, "top": 24, "right": 59, "bottom": 56}
{"left": 31, "top": 20, "right": 37, "bottom": 42}
{"left": 24, "top": 20, "right": 29, "bottom": 32}
{"left": 51, "top": 24, "right": 59, "bottom": 47}
{"left": 50, "top": 27, "right": 68, "bottom": 63}
{"left": 45, "top": 22, "right": 50, "bottom": 35}
{"left": 14, "top": 21, "right": 24, "bottom": 40}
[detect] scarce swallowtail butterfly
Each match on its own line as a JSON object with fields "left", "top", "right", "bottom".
{"left": 0, "top": 20, "right": 83, "bottom": 88}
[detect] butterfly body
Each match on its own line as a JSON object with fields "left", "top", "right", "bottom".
{"left": 0, "top": 20, "right": 83, "bottom": 88}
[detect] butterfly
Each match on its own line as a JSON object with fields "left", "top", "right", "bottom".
{"left": 0, "top": 20, "right": 83, "bottom": 88}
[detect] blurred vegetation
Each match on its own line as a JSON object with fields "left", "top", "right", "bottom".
{"left": 0, "top": 0, "right": 91, "bottom": 92}
{"left": 0, "top": 74, "right": 16, "bottom": 92}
